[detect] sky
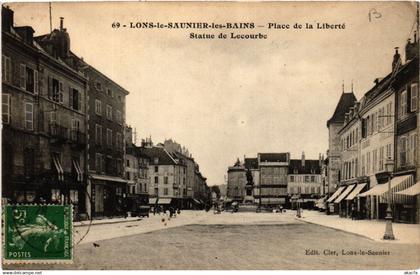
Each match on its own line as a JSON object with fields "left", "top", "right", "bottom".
{"left": 8, "top": 1, "right": 418, "bottom": 186}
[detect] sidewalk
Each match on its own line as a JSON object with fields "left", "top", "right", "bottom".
{"left": 74, "top": 216, "right": 142, "bottom": 227}
{"left": 298, "top": 210, "right": 420, "bottom": 244}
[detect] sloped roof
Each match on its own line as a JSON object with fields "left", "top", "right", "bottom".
{"left": 244, "top": 158, "right": 258, "bottom": 169}
{"left": 288, "top": 159, "right": 321, "bottom": 174}
{"left": 138, "top": 146, "right": 176, "bottom": 165}
{"left": 327, "top": 92, "right": 357, "bottom": 127}
{"left": 259, "top": 153, "right": 289, "bottom": 163}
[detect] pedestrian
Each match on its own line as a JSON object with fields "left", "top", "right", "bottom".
{"left": 351, "top": 204, "right": 356, "bottom": 220}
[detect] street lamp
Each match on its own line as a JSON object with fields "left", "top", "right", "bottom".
{"left": 383, "top": 157, "right": 395, "bottom": 240}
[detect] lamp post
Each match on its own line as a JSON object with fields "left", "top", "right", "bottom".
{"left": 383, "top": 157, "right": 395, "bottom": 240}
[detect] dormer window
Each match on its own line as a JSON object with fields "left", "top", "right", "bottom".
{"left": 95, "top": 81, "right": 102, "bottom": 91}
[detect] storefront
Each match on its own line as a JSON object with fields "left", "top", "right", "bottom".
{"left": 90, "top": 174, "right": 127, "bottom": 218}
{"left": 334, "top": 184, "right": 356, "bottom": 217}
{"left": 344, "top": 183, "right": 367, "bottom": 219}
{"left": 359, "top": 175, "right": 416, "bottom": 223}
{"left": 326, "top": 186, "right": 345, "bottom": 214}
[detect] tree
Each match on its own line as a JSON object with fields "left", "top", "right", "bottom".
{"left": 210, "top": 185, "right": 221, "bottom": 199}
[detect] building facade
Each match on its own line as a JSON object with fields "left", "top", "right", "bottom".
{"left": 227, "top": 159, "right": 246, "bottom": 202}
{"left": 326, "top": 92, "right": 357, "bottom": 199}
{"left": 2, "top": 7, "right": 88, "bottom": 219}
{"left": 287, "top": 154, "right": 322, "bottom": 208}
{"left": 258, "top": 153, "right": 289, "bottom": 207}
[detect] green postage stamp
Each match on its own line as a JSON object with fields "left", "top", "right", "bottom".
{"left": 3, "top": 205, "right": 73, "bottom": 264}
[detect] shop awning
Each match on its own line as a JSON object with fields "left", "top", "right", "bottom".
{"left": 334, "top": 185, "right": 355, "bottom": 203}
{"left": 326, "top": 186, "right": 345, "bottom": 203}
{"left": 52, "top": 154, "right": 64, "bottom": 181}
{"left": 73, "top": 159, "right": 83, "bottom": 182}
{"left": 193, "top": 199, "right": 202, "bottom": 205}
{"left": 396, "top": 181, "right": 420, "bottom": 196}
{"left": 345, "top": 183, "right": 367, "bottom": 200}
{"left": 149, "top": 198, "right": 158, "bottom": 205}
{"left": 359, "top": 175, "right": 411, "bottom": 197}
{"left": 90, "top": 174, "right": 127, "bottom": 183}
{"left": 159, "top": 198, "right": 172, "bottom": 204}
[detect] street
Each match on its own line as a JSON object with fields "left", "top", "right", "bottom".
{"left": 5, "top": 211, "right": 419, "bottom": 270}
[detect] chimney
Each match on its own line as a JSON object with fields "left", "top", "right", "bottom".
{"left": 392, "top": 47, "right": 401, "bottom": 71}
{"left": 301, "top": 152, "right": 305, "bottom": 167}
{"left": 60, "top": 17, "right": 64, "bottom": 31}
{"left": 319, "top": 153, "right": 322, "bottom": 166}
{"left": 405, "top": 32, "right": 419, "bottom": 61}
{"left": 2, "top": 6, "right": 14, "bottom": 32}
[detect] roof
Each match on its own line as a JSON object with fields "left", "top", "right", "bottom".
{"left": 138, "top": 146, "right": 176, "bottom": 165}
{"left": 288, "top": 159, "right": 321, "bottom": 174}
{"left": 259, "top": 153, "right": 289, "bottom": 163}
{"left": 327, "top": 92, "right": 357, "bottom": 127}
{"left": 244, "top": 158, "right": 258, "bottom": 169}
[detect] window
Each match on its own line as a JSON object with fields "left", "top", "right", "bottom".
{"left": 304, "top": 176, "right": 310, "bottom": 182}
{"left": 106, "top": 129, "right": 112, "bottom": 147}
{"left": 154, "top": 188, "right": 159, "bottom": 196}
{"left": 70, "top": 190, "right": 78, "bottom": 204}
{"left": 407, "top": 133, "right": 417, "bottom": 166}
{"left": 126, "top": 172, "right": 131, "bottom": 180}
{"left": 20, "top": 64, "right": 38, "bottom": 94}
{"left": 51, "top": 189, "right": 61, "bottom": 203}
{"left": 48, "top": 77, "right": 63, "bottom": 103}
{"left": 154, "top": 176, "right": 158, "bottom": 184}
{"left": 372, "top": 149, "right": 378, "bottom": 173}
{"left": 71, "top": 119, "right": 81, "bottom": 141}
{"left": 116, "top": 110, "right": 122, "bottom": 125}
{"left": 95, "top": 81, "right": 102, "bottom": 91}
{"left": 2, "top": 94, "right": 10, "bottom": 124}
{"left": 24, "top": 102, "right": 33, "bottom": 130}
{"left": 2, "top": 55, "right": 12, "bottom": 83}
{"left": 96, "top": 153, "right": 103, "bottom": 173}
{"left": 116, "top": 132, "right": 122, "bottom": 150}
{"left": 379, "top": 147, "right": 384, "bottom": 171}
{"left": 311, "top": 187, "right": 315, "bottom": 194}
{"left": 95, "top": 124, "right": 102, "bottom": 145}
{"left": 106, "top": 105, "right": 112, "bottom": 120}
{"left": 164, "top": 188, "right": 169, "bottom": 196}
{"left": 411, "top": 83, "right": 418, "bottom": 112}
{"left": 366, "top": 152, "right": 371, "bottom": 174}
{"left": 107, "top": 88, "right": 113, "bottom": 97}
{"left": 70, "top": 88, "right": 81, "bottom": 111}
{"left": 310, "top": 176, "right": 315, "bottom": 182}
{"left": 290, "top": 175, "right": 294, "bottom": 182}
{"left": 164, "top": 177, "right": 168, "bottom": 184}
{"left": 386, "top": 102, "right": 392, "bottom": 125}
{"left": 361, "top": 154, "right": 366, "bottom": 175}
{"left": 126, "top": 159, "right": 130, "bottom": 167}
{"left": 95, "top": 99, "right": 102, "bottom": 115}
{"left": 154, "top": 166, "right": 158, "bottom": 173}
{"left": 386, "top": 144, "right": 392, "bottom": 159}
{"left": 399, "top": 90, "right": 407, "bottom": 118}
{"left": 398, "top": 136, "right": 407, "bottom": 167}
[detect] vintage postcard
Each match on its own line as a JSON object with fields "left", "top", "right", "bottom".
{"left": 1, "top": 0, "right": 419, "bottom": 272}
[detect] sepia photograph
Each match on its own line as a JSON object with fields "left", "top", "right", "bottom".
{"left": 1, "top": 0, "right": 419, "bottom": 271}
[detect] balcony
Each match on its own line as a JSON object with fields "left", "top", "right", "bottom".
{"left": 70, "top": 130, "right": 86, "bottom": 148}
{"left": 49, "top": 123, "right": 69, "bottom": 142}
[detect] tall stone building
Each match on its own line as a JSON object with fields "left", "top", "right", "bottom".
{"left": 326, "top": 91, "right": 357, "bottom": 197}
{"left": 2, "top": 7, "right": 88, "bottom": 219}
{"left": 227, "top": 158, "right": 246, "bottom": 202}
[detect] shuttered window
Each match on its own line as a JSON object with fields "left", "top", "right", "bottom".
{"left": 2, "top": 94, "right": 11, "bottom": 124}
{"left": 24, "top": 102, "right": 34, "bottom": 130}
